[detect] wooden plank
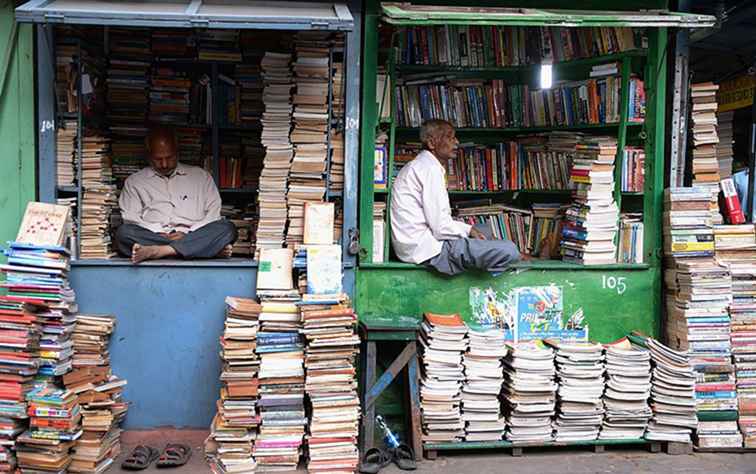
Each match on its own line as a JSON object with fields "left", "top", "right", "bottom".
{"left": 365, "top": 342, "right": 417, "bottom": 408}
{"left": 360, "top": 341, "right": 377, "bottom": 453}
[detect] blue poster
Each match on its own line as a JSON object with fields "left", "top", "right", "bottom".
{"left": 468, "top": 287, "right": 515, "bottom": 340}
{"left": 514, "top": 286, "right": 587, "bottom": 342}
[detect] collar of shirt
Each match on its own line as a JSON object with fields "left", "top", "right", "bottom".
{"left": 149, "top": 163, "right": 188, "bottom": 179}
{"left": 418, "top": 150, "right": 447, "bottom": 186}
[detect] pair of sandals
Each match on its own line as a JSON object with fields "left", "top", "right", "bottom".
{"left": 122, "top": 444, "right": 192, "bottom": 470}
{"left": 360, "top": 443, "right": 416, "bottom": 473}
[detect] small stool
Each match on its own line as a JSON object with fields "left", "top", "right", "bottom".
{"left": 358, "top": 320, "right": 422, "bottom": 461}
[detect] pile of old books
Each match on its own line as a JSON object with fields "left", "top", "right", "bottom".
{"left": 503, "top": 341, "right": 557, "bottom": 443}
{"left": 205, "top": 297, "right": 261, "bottom": 474}
{"left": 690, "top": 82, "right": 721, "bottom": 192}
{"left": 663, "top": 187, "right": 716, "bottom": 259}
{"left": 56, "top": 120, "right": 77, "bottom": 187}
{"left": 717, "top": 110, "right": 735, "bottom": 180}
{"left": 287, "top": 32, "right": 331, "bottom": 247}
{"left": 461, "top": 328, "right": 507, "bottom": 441}
{"left": 64, "top": 314, "right": 128, "bottom": 472}
{"left": 561, "top": 136, "right": 619, "bottom": 265}
{"left": 418, "top": 313, "right": 468, "bottom": 443}
{"left": 548, "top": 340, "right": 605, "bottom": 442}
{"left": 256, "top": 51, "right": 294, "bottom": 252}
{"left": 80, "top": 184, "right": 118, "bottom": 259}
{"left": 80, "top": 134, "right": 113, "bottom": 187}
{"left": 600, "top": 338, "right": 652, "bottom": 440}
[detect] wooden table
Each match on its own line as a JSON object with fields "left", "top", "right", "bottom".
{"left": 359, "top": 319, "right": 422, "bottom": 461}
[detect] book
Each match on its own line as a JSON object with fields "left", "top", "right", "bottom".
{"left": 257, "top": 249, "right": 294, "bottom": 291}
{"left": 303, "top": 202, "right": 335, "bottom": 246}
{"left": 16, "top": 203, "right": 71, "bottom": 248}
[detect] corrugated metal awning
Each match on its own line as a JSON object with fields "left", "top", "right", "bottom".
{"left": 381, "top": 3, "right": 716, "bottom": 28}
{"left": 15, "top": 0, "right": 354, "bottom": 30}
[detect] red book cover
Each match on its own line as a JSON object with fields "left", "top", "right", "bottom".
{"left": 721, "top": 177, "right": 746, "bottom": 224}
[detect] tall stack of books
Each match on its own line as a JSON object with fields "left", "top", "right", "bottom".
{"left": 205, "top": 297, "right": 261, "bottom": 474}
{"left": 502, "top": 341, "right": 557, "bottom": 443}
{"left": 79, "top": 184, "right": 118, "bottom": 259}
{"left": 418, "top": 313, "right": 468, "bottom": 443}
{"left": 64, "top": 314, "right": 128, "bottom": 473}
{"left": 56, "top": 120, "right": 77, "bottom": 187}
{"left": 618, "top": 213, "right": 644, "bottom": 264}
{"left": 547, "top": 340, "right": 605, "bottom": 442}
{"left": 456, "top": 204, "right": 532, "bottom": 253}
{"left": 79, "top": 134, "right": 112, "bottom": 187}
{"left": 461, "top": 328, "right": 507, "bottom": 441}
{"left": 690, "top": 82, "right": 721, "bottom": 194}
{"left": 256, "top": 52, "right": 294, "bottom": 251}
{"left": 621, "top": 146, "right": 645, "bottom": 192}
{"left": 662, "top": 187, "right": 716, "bottom": 260}
{"left": 17, "top": 388, "right": 80, "bottom": 472}
{"left": 150, "top": 30, "right": 194, "bottom": 60}
{"left": 600, "top": 338, "right": 652, "bottom": 440}
{"left": 561, "top": 136, "right": 619, "bottom": 265}
{"left": 197, "top": 31, "right": 242, "bottom": 62}
{"left": 149, "top": 66, "right": 191, "bottom": 125}
{"left": 287, "top": 33, "right": 331, "bottom": 247}
{"left": 717, "top": 110, "right": 735, "bottom": 179}
{"left": 329, "top": 132, "right": 345, "bottom": 195}
{"left": 55, "top": 40, "right": 77, "bottom": 113}
{"left": 236, "top": 64, "right": 265, "bottom": 127}
{"left": 642, "top": 337, "right": 698, "bottom": 443}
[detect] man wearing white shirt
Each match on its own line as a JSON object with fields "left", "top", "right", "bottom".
{"left": 390, "top": 119, "right": 522, "bottom": 275}
{"left": 115, "top": 126, "right": 237, "bottom": 263}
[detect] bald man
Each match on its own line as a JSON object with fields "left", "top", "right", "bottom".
{"left": 115, "top": 126, "right": 237, "bottom": 263}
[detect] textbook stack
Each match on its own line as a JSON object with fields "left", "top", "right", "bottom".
{"left": 690, "top": 82, "right": 721, "bottom": 195}
{"left": 548, "top": 340, "right": 605, "bottom": 442}
{"left": 600, "top": 338, "right": 652, "bottom": 440}
{"left": 56, "top": 120, "right": 78, "bottom": 187}
{"left": 502, "top": 341, "right": 557, "bottom": 443}
{"left": 561, "top": 136, "right": 619, "bottom": 265}
{"left": 205, "top": 297, "right": 261, "bottom": 474}
{"left": 256, "top": 51, "right": 294, "bottom": 251}
{"left": 418, "top": 313, "right": 468, "bottom": 443}
{"left": 461, "top": 329, "right": 507, "bottom": 441}
{"left": 64, "top": 314, "right": 128, "bottom": 473}
{"left": 287, "top": 33, "right": 331, "bottom": 247}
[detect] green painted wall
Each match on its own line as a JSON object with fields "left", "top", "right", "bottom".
{"left": 0, "top": 1, "right": 35, "bottom": 256}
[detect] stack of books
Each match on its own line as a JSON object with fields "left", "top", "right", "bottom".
{"left": 63, "top": 314, "right": 128, "bottom": 472}
{"left": 643, "top": 337, "right": 698, "bottom": 443}
{"left": 79, "top": 184, "right": 118, "bottom": 259}
{"left": 150, "top": 29, "right": 194, "bottom": 60}
{"left": 256, "top": 51, "right": 294, "bottom": 251}
{"left": 175, "top": 126, "right": 207, "bottom": 170}
{"left": 236, "top": 64, "right": 264, "bottom": 126}
{"left": 561, "top": 136, "right": 619, "bottom": 265}
{"left": 287, "top": 33, "right": 331, "bottom": 247}
{"left": 55, "top": 40, "right": 77, "bottom": 113}
{"left": 17, "top": 387, "right": 81, "bottom": 472}
{"left": 418, "top": 313, "right": 468, "bottom": 443}
{"left": 530, "top": 204, "right": 564, "bottom": 258}
{"left": 56, "top": 120, "right": 77, "bottom": 187}
{"left": 456, "top": 204, "right": 532, "bottom": 254}
{"left": 329, "top": 131, "right": 345, "bottom": 194}
{"left": 662, "top": 187, "right": 716, "bottom": 259}
{"left": 618, "top": 213, "right": 644, "bottom": 264}
{"left": 372, "top": 202, "right": 386, "bottom": 263}
{"left": 600, "top": 338, "right": 652, "bottom": 440}
{"left": 714, "top": 224, "right": 756, "bottom": 262}
{"left": 728, "top": 259, "right": 756, "bottom": 447}
{"left": 717, "top": 110, "right": 735, "bottom": 179}
{"left": 197, "top": 31, "right": 242, "bottom": 62}
{"left": 621, "top": 146, "right": 645, "bottom": 192}
{"left": 502, "top": 341, "right": 557, "bottom": 443}
{"left": 690, "top": 82, "right": 721, "bottom": 193}
{"left": 79, "top": 134, "right": 112, "bottom": 187}
{"left": 547, "top": 340, "right": 605, "bottom": 442}
{"left": 461, "top": 328, "right": 508, "bottom": 441}
{"left": 205, "top": 297, "right": 261, "bottom": 474}
{"left": 149, "top": 66, "right": 191, "bottom": 125}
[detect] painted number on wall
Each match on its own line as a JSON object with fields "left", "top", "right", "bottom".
{"left": 346, "top": 117, "right": 358, "bottom": 130}
{"left": 39, "top": 120, "right": 54, "bottom": 134}
{"left": 602, "top": 275, "right": 627, "bottom": 295}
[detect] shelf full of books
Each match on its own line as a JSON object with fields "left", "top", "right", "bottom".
{"left": 368, "top": 24, "right": 651, "bottom": 267}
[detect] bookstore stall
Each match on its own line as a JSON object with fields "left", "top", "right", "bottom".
{"left": 356, "top": 0, "right": 715, "bottom": 457}
{"left": 15, "top": 0, "right": 361, "bottom": 429}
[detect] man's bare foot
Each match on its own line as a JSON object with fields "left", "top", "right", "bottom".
{"left": 216, "top": 244, "right": 233, "bottom": 258}
{"left": 132, "top": 243, "right": 178, "bottom": 264}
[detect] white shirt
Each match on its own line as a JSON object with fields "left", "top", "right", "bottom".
{"left": 390, "top": 150, "right": 472, "bottom": 263}
{"left": 119, "top": 163, "right": 222, "bottom": 234}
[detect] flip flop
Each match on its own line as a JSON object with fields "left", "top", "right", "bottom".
{"left": 359, "top": 447, "right": 392, "bottom": 473}
{"left": 392, "top": 443, "right": 417, "bottom": 471}
{"left": 121, "top": 445, "right": 160, "bottom": 470}
{"left": 156, "top": 443, "right": 192, "bottom": 468}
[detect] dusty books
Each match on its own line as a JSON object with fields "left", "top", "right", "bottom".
{"left": 717, "top": 111, "right": 735, "bottom": 179}
{"left": 690, "top": 82, "right": 721, "bottom": 192}
{"left": 79, "top": 184, "right": 118, "bottom": 259}
{"left": 503, "top": 341, "right": 557, "bottom": 443}
{"left": 461, "top": 328, "right": 507, "bottom": 441}
{"left": 205, "top": 297, "right": 261, "bottom": 474}
{"left": 546, "top": 340, "right": 605, "bottom": 442}
{"left": 56, "top": 120, "right": 77, "bottom": 187}
{"left": 419, "top": 313, "right": 467, "bottom": 443}
{"left": 663, "top": 187, "right": 716, "bottom": 258}
{"left": 600, "top": 338, "right": 651, "bottom": 439}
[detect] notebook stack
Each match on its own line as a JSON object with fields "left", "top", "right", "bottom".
{"left": 561, "top": 136, "right": 619, "bottom": 265}
{"left": 461, "top": 328, "right": 508, "bottom": 441}
{"left": 63, "top": 314, "right": 128, "bottom": 473}
{"left": 287, "top": 33, "right": 331, "bottom": 247}
{"left": 600, "top": 338, "right": 652, "bottom": 440}
{"left": 56, "top": 120, "right": 77, "bottom": 187}
{"left": 502, "top": 341, "right": 557, "bottom": 443}
{"left": 690, "top": 82, "right": 721, "bottom": 193}
{"left": 256, "top": 52, "right": 294, "bottom": 251}
{"left": 418, "top": 313, "right": 468, "bottom": 443}
{"left": 643, "top": 337, "right": 698, "bottom": 443}
{"left": 717, "top": 110, "right": 735, "bottom": 179}
{"left": 79, "top": 184, "right": 118, "bottom": 259}
{"left": 547, "top": 340, "right": 605, "bottom": 442}
{"left": 17, "top": 387, "right": 81, "bottom": 473}
{"left": 149, "top": 66, "right": 191, "bottom": 125}
{"left": 205, "top": 297, "right": 261, "bottom": 474}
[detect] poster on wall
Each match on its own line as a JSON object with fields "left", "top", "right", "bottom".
{"left": 468, "top": 287, "right": 515, "bottom": 339}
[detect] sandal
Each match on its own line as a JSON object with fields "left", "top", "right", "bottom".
{"left": 359, "top": 447, "right": 392, "bottom": 473}
{"left": 156, "top": 443, "right": 192, "bottom": 468}
{"left": 122, "top": 445, "right": 159, "bottom": 471}
{"left": 392, "top": 443, "right": 417, "bottom": 471}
